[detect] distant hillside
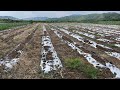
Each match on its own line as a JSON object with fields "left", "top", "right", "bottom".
{"left": 23, "top": 17, "right": 49, "bottom": 21}
{"left": 0, "top": 12, "right": 120, "bottom": 22}
{"left": 46, "top": 12, "right": 120, "bottom": 22}
{"left": 0, "top": 16, "right": 18, "bottom": 20}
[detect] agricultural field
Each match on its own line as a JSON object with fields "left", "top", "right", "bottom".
{"left": 0, "top": 22, "right": 120, "bottom": 79}
{"left": 0, "top": 22, "right": 29, "bottom": 31}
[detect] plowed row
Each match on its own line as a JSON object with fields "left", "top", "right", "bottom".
{"left": 0, "top": 23, "right": 120, "bottom": 79}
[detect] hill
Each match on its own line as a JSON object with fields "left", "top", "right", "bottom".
{"left": 0, "top": 16, "right": 18, "bottom": 20}
{"left": 46, "top": 12, "right": 120, "bottom": 22}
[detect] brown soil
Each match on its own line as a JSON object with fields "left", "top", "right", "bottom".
{"left": 0, "top": 24, "right": 38, "bottom": 59}
{"left": 0, "top": 24, "right": 43, "bottom": 79}
{"left": 47, "top": 26, "right": 115, "bottom": 78}
{"left": 47, "top": 29, "right": 88, "bottom": 79}
{"left": 53, "top": 26, "right": 120, "bottom": 69}
{"left": 68, "top": 26, "right": 120, "bottom": 52}
{"left": 0, "top": 23, "right": 119, "bottom": 79}
{"left": 47, "top": 26, "right": 114, "bottom": 79}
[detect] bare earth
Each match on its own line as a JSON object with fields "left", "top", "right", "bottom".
{"left": 0, "top": 23, "right": 120, "bottom": 79}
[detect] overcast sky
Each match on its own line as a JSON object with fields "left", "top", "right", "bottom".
{"left": 0, "top": 11, "right": 120, "bottom": 19}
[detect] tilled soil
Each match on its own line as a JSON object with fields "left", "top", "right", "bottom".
{"left": 47, "top": 30, "right": 87, "bottom": 79}
{"left": 0, "top": 24, "right": 43, "bottom": 79}
{"left": 51, "top": 26, "right": 120, "bottom": 69}
{"left": 0, "top": 24, "right": 37, "bottom": 58}
{"left": 47, "top": 27, "right": 113, "bottom": 79}
{"left": 0, "top": 23, "right": 120, "bottom": 79}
